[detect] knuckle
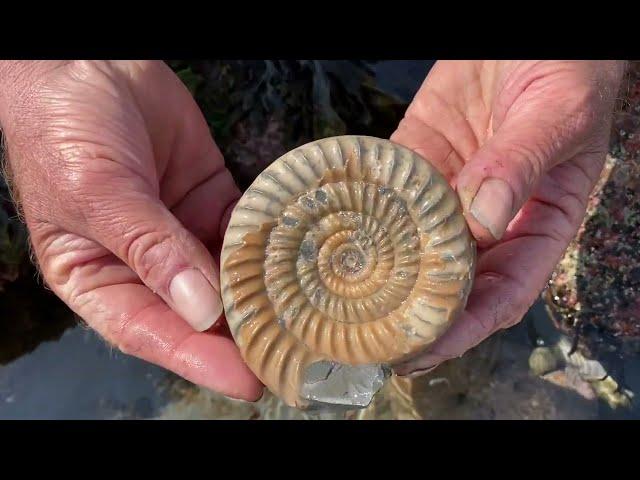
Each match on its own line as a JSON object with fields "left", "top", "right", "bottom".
{"left": 124, "top": 227, "right": 185, "bottom": 290}
{"left": 497, "top": 140, "right": 545, "bottom": 191}
{"left": 565, "top": 85, "right": 600, "bottom": 134}
{"left": 556, "top": 189, "right": 589, "bottom": 229}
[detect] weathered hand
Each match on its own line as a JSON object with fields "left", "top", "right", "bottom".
{"left": 391, "top": 60, "right": 626, "bottom": 375}
{"left": 0, "top": 60, "right": 262, "bottom": 400}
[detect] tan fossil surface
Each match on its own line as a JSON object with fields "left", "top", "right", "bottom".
{"left": 220, "top": 136, "right": 476, "bottom": 409}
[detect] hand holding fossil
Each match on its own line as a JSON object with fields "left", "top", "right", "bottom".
{"left": 391, "top": 60, "right": 626, "bottom": 375}
{"left": 0, "top": 60, "right": 263, "bottom": 401}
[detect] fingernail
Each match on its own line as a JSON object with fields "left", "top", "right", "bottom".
{"left": 169, "top": 269, "right": 223, "bottom": 332}
{"left": 469, "top": 178, "right": 513, "bottom": 240}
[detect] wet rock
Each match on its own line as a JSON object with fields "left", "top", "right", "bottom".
{"left": 529, "top": 347, "right": 560, "bottom": 376}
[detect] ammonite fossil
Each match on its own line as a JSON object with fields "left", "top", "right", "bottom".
{"left": 220, "top": 136, "right": 476, "bottom": 410}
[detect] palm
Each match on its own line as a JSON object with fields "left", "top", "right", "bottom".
{"left": 391, "top": 61, "right": 609, "bottom": 373}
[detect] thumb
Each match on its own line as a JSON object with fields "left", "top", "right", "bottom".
{"left": 455, "top": 97, "right": 598, "bottom": 244}
{"left": 87, "top": 193, "right": 224, "bottom": 332}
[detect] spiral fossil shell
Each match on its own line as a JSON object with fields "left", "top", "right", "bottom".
{"left": 220, "top": 136, "right": 476, "bottom": 409}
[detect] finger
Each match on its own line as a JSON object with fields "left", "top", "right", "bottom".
{"left": 395, "top": 236, "right": 562, "bottom": 376}
{"left": 88, "top": 281, "right": 263, "bottom": 401}
{"left": 83, "top": 191, "right": 225, "bottom": 333}
{"left": 71, "top": 256, "right": 261, "bottom": 399}
{"left": 171, "top": 166, "right": 240, "bottom": 244}
{"left": 32, "top": 225, "right": 263, "bottom": 400}
{"left": 113, "top": 60, "right": 233, "bottom": 209}
{"left": 394, "top": 275, "right": 507, "bottom": 376}
{"left": 390, "top": 61, "right": 494, "bottom": 183}
{"left": 455, "top": 81, "right": 603, "bottom": 244}
{"left": 390, "top": 114, "right": 466, "bottom": 183}
{"left": 395, "top": 156, "right": 598, "bottom": 375}
{"left": 395, "top": 228, "right": 562, "bottom": 375}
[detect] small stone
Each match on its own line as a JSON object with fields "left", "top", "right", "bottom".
{"left": 529, "top": 347, "right": 559, "bottom": 376}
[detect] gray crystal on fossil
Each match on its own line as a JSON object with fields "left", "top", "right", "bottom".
{"left": 300, "top": 360, "right": 390, "bottom": 410}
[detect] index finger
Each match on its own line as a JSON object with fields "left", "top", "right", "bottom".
{"left": 79, "top": 278, "right": 264, "bottom": 401}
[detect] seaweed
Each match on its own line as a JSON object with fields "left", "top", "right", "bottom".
{"left": 171, "top": 60, "right": 409, "bottom": 190}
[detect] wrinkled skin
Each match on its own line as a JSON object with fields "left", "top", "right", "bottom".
{"left": 0, "top": 60, "right": 626, "bottom": 398}
{"left": 391, "top": 60, "right": 626, "bottom": 375}
{"left": 0, "top": 61, "right": 261, "bottom": 400}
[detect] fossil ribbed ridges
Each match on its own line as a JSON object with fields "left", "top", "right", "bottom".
{"left": 220, "top": 136, "right": 475, "bottom": 409}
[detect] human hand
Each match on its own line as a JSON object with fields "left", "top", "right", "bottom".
{"left": 0, "top": 60, "right": 262, "bottom": 400}
{"left": 391, "top": 60, "right": 626, "bottom": 375}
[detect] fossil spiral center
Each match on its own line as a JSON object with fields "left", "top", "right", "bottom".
{"left": 335, "top": 244, "right": 365, "bottom": 274}
{"left": 262, "top": 181, "right": 423, "bottom": 327}
{"left": 324, "top": 230, "right": 376, "bottom": 283}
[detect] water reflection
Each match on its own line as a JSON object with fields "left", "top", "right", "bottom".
{"left": 0, "top": 327, "right": 171, "bottom": 419}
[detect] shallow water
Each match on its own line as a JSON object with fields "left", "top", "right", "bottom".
{"left": 0, "top": 60, "right": 638, "bottom": 420}
{"left": 0, "top": 327, "right": 171, "bottom": 419}
{"left": 1, "top": 298, "right": 637, "bottom": 419}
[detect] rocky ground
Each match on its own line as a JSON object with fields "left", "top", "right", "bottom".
{"left": 154, "top": 303, "right": 608, "bottom": 420}
{"left": 544, "top": 61, "right": 640, "bottom": 408}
